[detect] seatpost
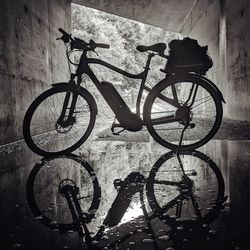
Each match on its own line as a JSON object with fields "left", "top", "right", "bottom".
{"left": 136, "top": 53, "right": 155, "bottom": 117}
{"left": 145, "top": 52, "right": 155, "bottom": 69}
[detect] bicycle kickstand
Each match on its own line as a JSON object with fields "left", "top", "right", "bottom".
{"left": 177, "top": 124, "right": 188, "bottom": 154}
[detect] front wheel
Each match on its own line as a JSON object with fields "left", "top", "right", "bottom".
{"left": 23, "top": 85, "right": 97, "bottom": 157}
{"left": 26, "top": 154, "right": 101, "bottom": 232}
{"left": 143, "top": 74, "right": 223, "bottom": 150}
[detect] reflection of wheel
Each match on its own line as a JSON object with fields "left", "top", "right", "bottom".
{"left": 146, "top": 150, "right": 225, "bottom": 226}
{"left": 26, "top": 154, "right": 101, "bottom": 232}
{"left": 23, "top": 85, "right": 97, "bottom": 157}
{"left": 144, "top": 74, "right": 223, "bottom": 150}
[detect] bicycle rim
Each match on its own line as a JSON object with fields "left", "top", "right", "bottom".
{"left": 23, "top": 86, "right": 96, "bottom": 157}
{"left": 144, "top": 75, "right": 223, "bottom": 150}
{"left": 146, "top": 150, "right": 225, "bottom": 226}
{"left": 26, "top": 154, "right": 101, "bottom": 232}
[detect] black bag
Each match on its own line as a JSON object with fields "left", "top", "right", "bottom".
{"left": 164, "top": 37, "right": 213, "bottom": 75}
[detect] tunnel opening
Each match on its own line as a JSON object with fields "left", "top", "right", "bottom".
{"left": 71, "top": 3, "right": 180, "bottom": 130}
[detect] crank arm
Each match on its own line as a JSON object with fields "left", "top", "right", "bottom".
{"left": 111, "top": 122, "right": 126, "bottom": 135}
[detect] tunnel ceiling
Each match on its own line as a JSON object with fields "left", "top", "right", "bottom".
{"left": 73, "top": 0, "right": 197, "bottom": 32}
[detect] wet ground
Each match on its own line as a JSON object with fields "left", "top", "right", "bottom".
{"left": 0, "top": 124, "right": 250, "bottom": 250}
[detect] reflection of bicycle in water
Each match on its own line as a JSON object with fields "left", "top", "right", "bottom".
{"left": 23, "top": 28, "right": 224, "bottom": 157}
{"left": 26, "top": 152, "right": 226, "bottom": 249}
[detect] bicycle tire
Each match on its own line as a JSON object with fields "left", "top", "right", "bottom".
{"left": 146, "top": 150, "right": 225, "bottom": 226}
{"left": 143, "top": 74, "right": 223, "bottom": 150}
{"left": 23, "top": 84, "right": 97, "bottom": 157}
{"left": 26, "top": 154, "right": 101, "bottom": 232}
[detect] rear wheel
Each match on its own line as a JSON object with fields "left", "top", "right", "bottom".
{"left": 143, "top": 75, "right": 223, "bottom": 150}
{"left": 23, "top": 85, "right": 97, "bottom": 157}
{"left": 146, "top": 150, "right": 225, "bottom": 226}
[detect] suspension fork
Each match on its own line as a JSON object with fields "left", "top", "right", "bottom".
{"left": 136, "top": 53, "right": 154, "bottom": 117}
{"left": 68, "top": 77, "right": 82, "bottom": 117}
{"left": 58, "top": 75, "right": 81, "bottom": 123}
{"left": 61, "top": 184, "right": 93, "bottom": 246}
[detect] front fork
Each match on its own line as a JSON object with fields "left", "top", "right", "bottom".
{"left": 57, "top": 74, "right": 81, "bottom": 126}
{"left": 59, "top": 183, "right": 93, "bottom": 247}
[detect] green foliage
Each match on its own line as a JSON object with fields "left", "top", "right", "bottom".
{"left": 72, "top": 4, "right": 179, "bottom": 119}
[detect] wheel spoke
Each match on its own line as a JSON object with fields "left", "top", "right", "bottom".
{"left": 145, "top": 77, "right": 222, "bottom": 149}
{"left": 27, "top": 155, "right": 101, "bottom": 231}
{"left": 24, "top": 87, "right": 96, "bottom": 155}
{"left": 146, "top": 151, "right": 225, "bottom": 226}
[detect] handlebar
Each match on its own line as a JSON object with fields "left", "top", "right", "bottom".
{"left": 58, "top": 28, "right": 69, "bottom": 36}
{"left": 58, "top": 28, "right": 74, "bottom": 43}
{"left": 93, "top": 42, "right": 110, "bottom": 49}
{"left": 58, "top": 28, "right": 110, "bottom": 51}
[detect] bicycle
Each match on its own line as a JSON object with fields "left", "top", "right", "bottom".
{"left": 23, "top": 28, "right": 225, "bottom": 157}
{"left": 26, "top": 151, "right": 226, "bottom": 249}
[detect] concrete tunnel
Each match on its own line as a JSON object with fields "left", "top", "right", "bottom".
{"left": 0, "top": 0, "right": 249, "bottom": 249}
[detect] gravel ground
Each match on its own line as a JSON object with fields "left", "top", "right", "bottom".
{"left": 95, "top": 117, "right": 250, "bottom": 142}
{"left": 0, "top": 118, "right": 249, "bottom": 154}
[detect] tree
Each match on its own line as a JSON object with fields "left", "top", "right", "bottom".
{"left": 72, "top": 3, "right": 179, "bottom": 120}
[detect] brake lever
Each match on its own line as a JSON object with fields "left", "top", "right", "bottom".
{"left": 92, "top": 50, "right": 99, "bottom": 57}
{"left": 56, "top": 35, "right": 70, "bottom": 43}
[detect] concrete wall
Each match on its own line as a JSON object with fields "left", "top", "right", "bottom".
{"left": 73, "top": 0, "right": 196, "bottom": 32}
{"left": 225, "top": 0, "right": 250, "bottom": 121}
{"left": 180, "top": 0, "right": 222, "bottom": 106}
{"left": 204, "top": 139, "right": 250, "bottom": 244}
{"left": 180, "top": 0, "right": 250, "bottom": 244}
{"left": 181, "top": 0, "right": 250, "bottom": 121}
{"left": 0, "top": 0, "right": 71, "bottom": 146}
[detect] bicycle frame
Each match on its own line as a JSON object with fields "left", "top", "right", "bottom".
{"left": 61, "top": 49, "right": 183, "bottom": 131}
{"left": 76, "top": 50, "right": 154, "bottom": 118}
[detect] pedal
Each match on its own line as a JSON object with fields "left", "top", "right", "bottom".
{"left": 111, "top": 122, "right": 126, "bottom": 135}
{"left": 112, "top": 128, "right": 125, "bottom": 135}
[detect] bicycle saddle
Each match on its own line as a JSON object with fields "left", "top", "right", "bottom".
{"left": 136, "top": 43, "right": 166, "bottom": 53}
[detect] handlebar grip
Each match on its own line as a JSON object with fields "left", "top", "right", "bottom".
{"left": 58, "top": 28, "right": 74, "bottom": 42}
{"left": 58, "top": 28, "right": 68, "bottom": 36}
{"left": 95, "top": 43, "right": 110, "bottom": 49}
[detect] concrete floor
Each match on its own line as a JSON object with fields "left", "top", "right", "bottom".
{"left": 95, "top": 118, "right": 250, "bottom": 142}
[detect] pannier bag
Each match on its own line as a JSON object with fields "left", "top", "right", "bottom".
{"left": 164, "top": 37, "right": 213, "bottom": 75}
